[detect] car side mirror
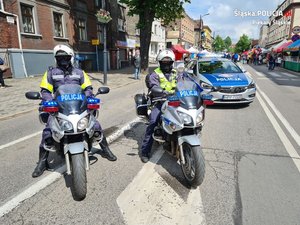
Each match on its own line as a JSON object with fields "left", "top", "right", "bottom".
{"left": 97, "top": 87, "right": 110, "bottom": 95}
{"left": 25, "top": 91, "right": 41, "bottom": 100}
{"left": 187, "top": 69, "right": 194, "bottom": 75}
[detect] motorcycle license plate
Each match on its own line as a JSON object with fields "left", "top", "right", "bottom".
{"left": 58, "top": 93, "right": 85, "bottom": 102}
{"left": 223, "top": 95, "right": 242, "bottom": 100}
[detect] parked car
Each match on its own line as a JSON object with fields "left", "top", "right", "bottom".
{"left": 185, "top": 57, "right": 256, "bottom": 104}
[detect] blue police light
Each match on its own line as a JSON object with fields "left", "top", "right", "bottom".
{"left": 42, "top": 101, "right": 58, "bottom": 107}
{"left": 87, "top": 98, "right": 100, "bottom": 104}
{"left": 201, "top": 94, "right": 213, "bottom": 100}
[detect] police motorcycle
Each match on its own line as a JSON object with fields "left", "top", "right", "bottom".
{"left": 25, "top": 84, "right": 109, "bottom": 200}
{"left": 134, "top": 70, "right": 214, "bottom": 187}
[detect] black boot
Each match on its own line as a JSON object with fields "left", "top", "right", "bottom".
{"left": 99, "top": 136, "right": 117, "bottom": 161}
{"left": 32, "top": 147, "right": 49, "bottom": 178}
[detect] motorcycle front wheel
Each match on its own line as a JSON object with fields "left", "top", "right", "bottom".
{"left": 70, "top": 153, "right": 87, "bottom": 201}
{"left": 181, "top": 143, "right": 205, "bottom": 188}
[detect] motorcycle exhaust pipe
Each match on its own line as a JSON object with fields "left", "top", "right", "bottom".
{"left": 84, "top": 150, "right": 90, "bottom": 171}
{"left": 65, "top": 153, "right": 71, "bottom": 175}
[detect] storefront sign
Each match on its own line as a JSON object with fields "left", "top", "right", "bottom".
{"left": 127, "top": 39, "right": 136, "bottom": 48}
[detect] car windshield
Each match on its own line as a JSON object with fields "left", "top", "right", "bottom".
{"left": 198, "top": 60, "right": 243, "bottom": 74}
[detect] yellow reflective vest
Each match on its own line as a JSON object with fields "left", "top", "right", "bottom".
{"left": 154, "top": 68, "right": 177, "bottom": 93}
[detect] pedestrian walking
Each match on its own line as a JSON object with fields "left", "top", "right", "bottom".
{"left": 133, "top": 49, "right": 141, "bottom": 80}
{"left": 0, "top": 57, "right": 7, "bottom": 88}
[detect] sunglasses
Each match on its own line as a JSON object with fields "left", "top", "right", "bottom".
{"left": 56, "top": 56, "right": 72, "bottom": 61}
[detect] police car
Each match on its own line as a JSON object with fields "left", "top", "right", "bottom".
{"left": 185, "top": 57, "right": 256, "bottom": 104}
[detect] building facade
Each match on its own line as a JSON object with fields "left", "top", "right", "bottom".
{"left": 165, "top": 11, "right": 195, "bottom": 49}
{"left": 0, "top": 0, "right": 108, "bottom": 78}
{"left": 149, "top": 19, "right": 166, "bottom": 63}
{"left": 259, "top": 25, "right": 269, "bottom": 47}
{"left": 266, "top": 0, "right": 300, "bottom": 48}
{"left": 202, "top": 25, "right": 212, "bottom": 51}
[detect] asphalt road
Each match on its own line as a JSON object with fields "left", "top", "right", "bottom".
{"left": 0, "top": 65, "right": 300, "bottom": 225}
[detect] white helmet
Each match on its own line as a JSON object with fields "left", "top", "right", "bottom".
{"left": 157, "top": 49, "right": 175, "bottom": 62}
{"left": 53, "top": 44, "right": 74, "bottom": 65}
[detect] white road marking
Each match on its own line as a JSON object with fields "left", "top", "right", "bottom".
{"left": 117, "top": 149, "right": 206, "bottom": 225}
{"left": 255, "top": 72, "right": 265, "bottom": 77}
{"left": 0, "top": 131, "right": 42, "bottom": 151}
{"left": 256, "top": 90, "right": 300, "bottom": 173}
{"left": 0, "top": 117, "right": 141, "bottom": 218}
{"left": 281, "top": 72, "right": 297, "bottom": 78}
{"left": 257, "top": 87, "right": 300, "bottom": 147}
{"left": 268, "top": 72, "right": 281, "bottom": 77}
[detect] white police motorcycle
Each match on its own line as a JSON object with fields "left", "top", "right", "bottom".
{"left": 26, "top": 84, "right": 109, "bottom": 200}
{"left": 135, "top": 73, "right": 213, "bottom": 187}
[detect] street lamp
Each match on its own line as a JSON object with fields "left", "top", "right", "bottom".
{"left": 199, "top": 13, "right": 209, "bottom": 51}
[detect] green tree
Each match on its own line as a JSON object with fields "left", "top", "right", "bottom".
{"left": 212, "top": 35, "right": 225, "bottom": 52}
{"left": 120, "top": 0, "right": 191, "bottom": 71}
{"left": 223, "top": 36, "right": 232, "bottom": 51}
{"left": 235, "top": 34, "right": 251, "bottom": 53}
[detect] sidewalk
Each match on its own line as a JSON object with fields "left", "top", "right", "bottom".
{"left": 0, "top": 66, "right": 146, "bottom": 120}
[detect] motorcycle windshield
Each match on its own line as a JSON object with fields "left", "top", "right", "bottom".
{"left": 174, "top": 76, "right": 202, "bottom": 110}
{"left": 54, "top": 84, "right": 87, "bottom": 115}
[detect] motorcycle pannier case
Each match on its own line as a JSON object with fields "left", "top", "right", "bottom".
{"left": 134, "top": 94, "right": 148, "bottom": 116}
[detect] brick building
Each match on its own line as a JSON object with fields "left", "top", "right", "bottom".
{"left": 0, "top": 0, "right": 138, "bottom": 78}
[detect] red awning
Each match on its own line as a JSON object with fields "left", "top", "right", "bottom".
{"left": 275, "top": 40, "right": 292, "bottom": 53}
{"left": 171, "top": 45, "right": 189, "bottom": 54}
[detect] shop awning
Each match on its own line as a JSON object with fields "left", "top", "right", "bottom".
{"left": 284, "top": 39, "right": 300, "bottom": 52}
{"left": 275, "top": 40, "right": 292, "bottom": 53}
{"left": 171, "top": 45, "right": 189, "bottom": 54}
{"left": 267, "top": 39, "right": 287, "bottom": 52}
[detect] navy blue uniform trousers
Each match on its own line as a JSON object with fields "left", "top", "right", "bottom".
{"left": 141, "top": 104, "right": 162, "bottom": 155}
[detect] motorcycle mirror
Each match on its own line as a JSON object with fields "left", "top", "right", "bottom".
{"left": 97, "top": 87, "right": 110, "bottom": 95}
{"left": 25, "top": 91, "right": 41, "bottom": 100}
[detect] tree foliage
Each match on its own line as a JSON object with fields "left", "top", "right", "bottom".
{"left": 235, "top": 34, "right": 251, "bottom": 53}
{"left": 212, "top": 35, "right": 225, "bottom": 52}
{"left": 120, "top": 0, "right": 191, "bottom": 70}
{"left": 223, "top": 36, "right": 232, "bottom": 50}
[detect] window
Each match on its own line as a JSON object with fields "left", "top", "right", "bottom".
{"left": 97, "top": 23, "right": 102, "bottom": 43}
{"left": 135, "top": 28, "right": 140, "bottom": 36}
{"left": 53, "top": 12, "right": 64, "bottom": 37}
{"left": 21, "top": 4, "right": 35, "bottom": 33}
{"left": 118, "top": 18, "right": 126, "bottom": 32}
{"left": 78, "top": 19, "right": 87, "bottom": 41}
{"left": 94, "top": 0, "right": 102, "bottom": 8}
{"left": 0, "top": 0, "right": 4, "bottom": 11}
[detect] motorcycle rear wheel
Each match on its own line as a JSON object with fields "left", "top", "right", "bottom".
{"left": 181, "top": 143, "right": 205, "bottom": 188}
{"left": 70, "top": 153, "right": 87, "bottom": 201}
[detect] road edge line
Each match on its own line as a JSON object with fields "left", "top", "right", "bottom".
{"left": 0, "top": 117, "right": 141, "bottom": 218}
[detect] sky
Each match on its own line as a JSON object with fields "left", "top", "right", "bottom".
{"left": 184, "top": 0, "right": 283, "bottom": 43}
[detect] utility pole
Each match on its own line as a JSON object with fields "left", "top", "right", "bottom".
{"left": 102, "top": 0, "right": 108, "bottom": 85}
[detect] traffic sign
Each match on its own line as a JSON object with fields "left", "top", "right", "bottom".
{"left": 91, "top": 39, "right": 100, "bottom": 45}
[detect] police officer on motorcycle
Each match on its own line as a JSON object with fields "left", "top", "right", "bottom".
{"left": 140, "top": 49, "right": 177, "bottom": 163}
{"left": 32, "top": 44, "right": 117, "bottom": 178}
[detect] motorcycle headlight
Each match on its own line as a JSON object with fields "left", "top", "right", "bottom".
{"left": 196, "top": 111, "right": 204, "bottom": 125}
{"left": 59, "top": 119, "right": 73, "bottom": 131}
{"left": 248, "top": 81, "right": 256, "bottom": 89}
{"left": 178, "top": 111, "right": 193, "bottom": 125}
{"left": 200, "top": 81, "right": 213, "bottom": 90}
{"left": 78, "top": 117, "right": 89, "bottom": 131}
